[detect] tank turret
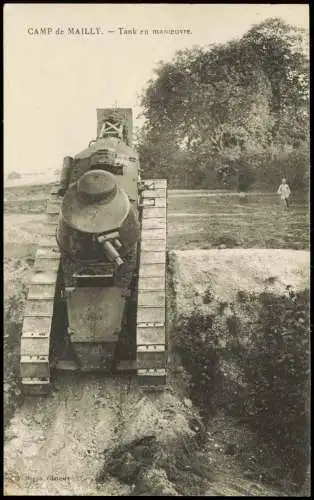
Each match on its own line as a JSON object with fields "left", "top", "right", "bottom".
{"left": 57, "top": 169, "right": 139, "bottom": 265}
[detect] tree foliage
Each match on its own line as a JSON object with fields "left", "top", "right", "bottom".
{"left": 137, "top": 18, "right": 309, "bottom": 190}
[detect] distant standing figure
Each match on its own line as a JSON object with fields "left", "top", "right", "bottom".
{"left": 277, "top": 178, "right": 291, "bottom": 208}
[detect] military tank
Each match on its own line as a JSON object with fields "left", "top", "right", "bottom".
{"left": 20, "top": 108, "right": 167, "bottom": 394}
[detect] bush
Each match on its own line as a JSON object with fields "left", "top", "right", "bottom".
{"left": 236, "top": 164, "right": 256, "bottom": 192}
{"left": 242, "top": 290, "right": 310, "bottom": 487}
{"left": 138, "top": 143, "right": 309, "bottom": 192}
{"left": 174, "top": 310, "right": 221, "bottom": 412}
{"left": 251, "top": 143, "right": 310, "bottom": 192}
{"left": 173, "top": 289, "right": 310, "bottom": 491}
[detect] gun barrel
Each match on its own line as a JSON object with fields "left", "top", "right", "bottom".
{"left": 101, "top": 240, "right": 123, "bottom": 267}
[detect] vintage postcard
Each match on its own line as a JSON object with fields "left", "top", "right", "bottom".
{"left": 3, "top": 3, "right": 310, "bottom": 496}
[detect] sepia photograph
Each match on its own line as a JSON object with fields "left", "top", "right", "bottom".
{"left": 3, "top": 3, "right": 310, "bottom": 496}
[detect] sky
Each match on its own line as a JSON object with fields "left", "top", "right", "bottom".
{"left": 4, "top": 3, "right": 309, "bottom": 174}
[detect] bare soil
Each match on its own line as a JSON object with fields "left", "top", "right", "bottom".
{"left": 171, "top": 249, "right": 309, "bottom": 313}
{"left": 4, "top": 375, "right": 131, "bottom": 496}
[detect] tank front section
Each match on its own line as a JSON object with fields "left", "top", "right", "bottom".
{"left": 55, "top": 170, "right": 140, "bottom": 371}
{"left": 57, "top": 202, "right": 139, "bottom": 264}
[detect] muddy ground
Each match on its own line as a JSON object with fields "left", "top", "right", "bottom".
{"left": 3, "top": 186, "right": 310, "bottom": 496}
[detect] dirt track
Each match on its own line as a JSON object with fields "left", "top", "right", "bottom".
{"left": 4, "top": 371, "right": 209, "bottom": 496}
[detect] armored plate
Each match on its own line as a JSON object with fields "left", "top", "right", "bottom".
{"left": 65, "top": 286, "right": 125, "bottom": 343}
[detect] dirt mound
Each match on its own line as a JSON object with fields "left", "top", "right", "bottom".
{"left": 4, "top": 379, "right": 208, "bottom": 496}
{"left": 4, "top": 256, "right": 35, "bottom": 429}
{"left": 97, "top": 389, "right": 211, "bottom": 496}
{"left": 171, "top": 249, "right": 309, "bottom": 314}
{"left": 169, "top": 248, "right": 310, "bottom": 495}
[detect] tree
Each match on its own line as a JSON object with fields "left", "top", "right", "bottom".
{"left": 137, "top": 18, "right": 309, "bottom": 190}
{"left": 242, "top": 18, "right": 309, "bottom": 146}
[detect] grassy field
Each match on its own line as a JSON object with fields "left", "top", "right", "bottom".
{"left": 168, "top": 192, "right": 309, "bottom": 250}
{"left": 4, "top": 185, "right": 309, "bottom": 251}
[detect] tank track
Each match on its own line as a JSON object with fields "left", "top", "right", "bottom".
{"left": 20, "top": 178, "right": 168, "bottom": 393}
{"left": 136, "top": 179, "right": 168, "bottom": 389}
{"left": 20, "top": 184, "right": 63, "bottom": 395}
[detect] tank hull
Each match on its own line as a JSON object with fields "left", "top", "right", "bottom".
{"left": 19, "top": 108, "right": 168, "bottom": 394}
